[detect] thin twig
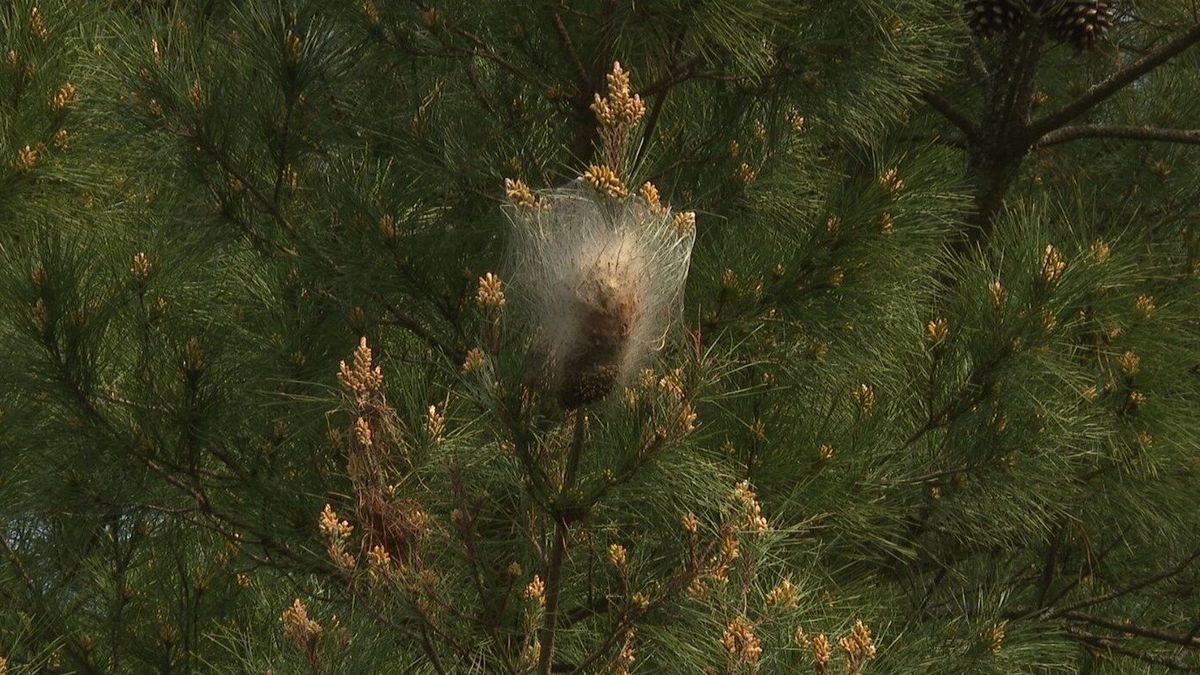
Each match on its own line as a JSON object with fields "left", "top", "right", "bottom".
{"left": 1036, "top": 124, "right": 1200, "bottom": 147}
{"left": 1053, "top": 548, "right": 1200, "bottom": 616}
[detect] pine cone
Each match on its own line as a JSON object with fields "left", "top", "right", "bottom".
{"left": 1045, "top": 1, "right": 1116, "bottom": 50}
{"left": 963, "top": 0, "right": 1024, "bottom": 38}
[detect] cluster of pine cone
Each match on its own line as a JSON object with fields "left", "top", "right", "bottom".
{"left": 964, "top": 0, "right": 1116, "bottom": 49}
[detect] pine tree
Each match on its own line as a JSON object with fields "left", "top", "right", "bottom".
{"left": 2, "top": 1, "right": 1199, "bottom": 673}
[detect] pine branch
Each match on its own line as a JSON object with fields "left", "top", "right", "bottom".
{"left": 449, "top": 466, "right": 520, "bottom": 675}
{"left": 410, "top": 0, "right": 548, "bottom": 90}
{"left": 272, "top": 93, "right": 299, "bottom": 205}
{"left": 418, "top": 624, "right": 450, "bottom": 675}
{"left": 344, "top": 583, "right": 465, "bottom": 671}
{"left": 364, "top": 291, "right": 457, "bottom": 360}
{"left": 1, "top": 538, "right": 106, "bottom": 675}
{"left": 636, "top": 38, "right": 697, "bottom": 162}
{"left": 1053, "top": 548, "right": 1200, "bottom": 615}
{"left": 567, "top": 609, "right": 635, "bottom": 674}
{"left": 1062, "top": 611, "right": 1200, "bottom": 649}
{"left": 405, "top": 589, "right": 483, "bottom": 668}
{"left": 36, "top": 331, "right": 324, "bottom": 580}
{"left": 548, "top": 5, "right": 590, "bottom": 92}
{"left": 965, "top": 40, "right": 990, "bottom": 81}
{"left": 195, "top": 138, "right": 310, "bottom": 258}
{"left": 996, "top": 28, "right": 1045, "bottom": 145}
{"left": 538, "top": 415, "right": 588, "bottom": 675}
{"left": 539, "top": 518, "right": 571, "bottom": 674}
{"left": 1036, "top": 125, "right": 1200, "bottom": 147}
{"left": 1027, "top": 21, "right": 1200, "bottom": 138}
{"left": 562, "top": 597, "right": 612, "bottom": 628}
{"left": 895, "top": 355, "right": 998, "bottom": 452}
{"left": 208, "top": 185, "right": 298, "bottom": 259}
{"left": 1045, "top": 537, "right": 1124, "bottom": 608}
{"left": 463, "top": 58, "right": 502, "bottom": 116}
{"left": 1069, "top": 629, "right": 1200, "bottom": 672}
{"left": 197, "top": 134, "right": 460, "bottom": 357}
{"left": 637, "top": 54, "right": 706, "bottom": 97}
{"left": 1036, "top": 525, "right": 1065, "bottom": 608}
{"left": 566, "top": 527, "right": 733, "bottom": 674}
{"left": 921, "top": 91, "right": 979, "bottom": 140}
{"left": 1188, "top": 619, "right": 1200, "bottom": 643}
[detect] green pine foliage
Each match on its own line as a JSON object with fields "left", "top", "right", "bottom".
{"left": 2, "top": 0, "right": 1199, "bottom": 673}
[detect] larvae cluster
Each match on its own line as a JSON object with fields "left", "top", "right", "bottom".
{"left": 558, "top": 242, "right": 642, "bottom": 407}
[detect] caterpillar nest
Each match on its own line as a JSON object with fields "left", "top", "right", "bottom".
{"left": 504, "top": 180, "right": 696, "bottom": 409}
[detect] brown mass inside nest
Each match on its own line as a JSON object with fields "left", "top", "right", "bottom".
{"left": 557, "top": 275, "right": 640, "bottom": 409}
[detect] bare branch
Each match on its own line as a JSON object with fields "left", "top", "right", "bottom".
{"left": 1069, "top": 629, "right": 1200, "bottom": 672}
{"left": 921, "top": 91, "right": 979, "bottom": 140}
{"left": 1027, "top": 21, "right": 1200, "bottom": 138}
{"left": 549, "top": 6, "right": 590, "bottom": 91}
{"left": 636, "top": 41, "right": 700, "bottom": 161}
{"left": 1063, "top": 611, "right": 1200, "bottom": 649}
{"left": 1036, "top": 124, "right": 1200, "bottom": 147}
{"left": 637, "top": 55, "right": 705, "bottom": 97}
